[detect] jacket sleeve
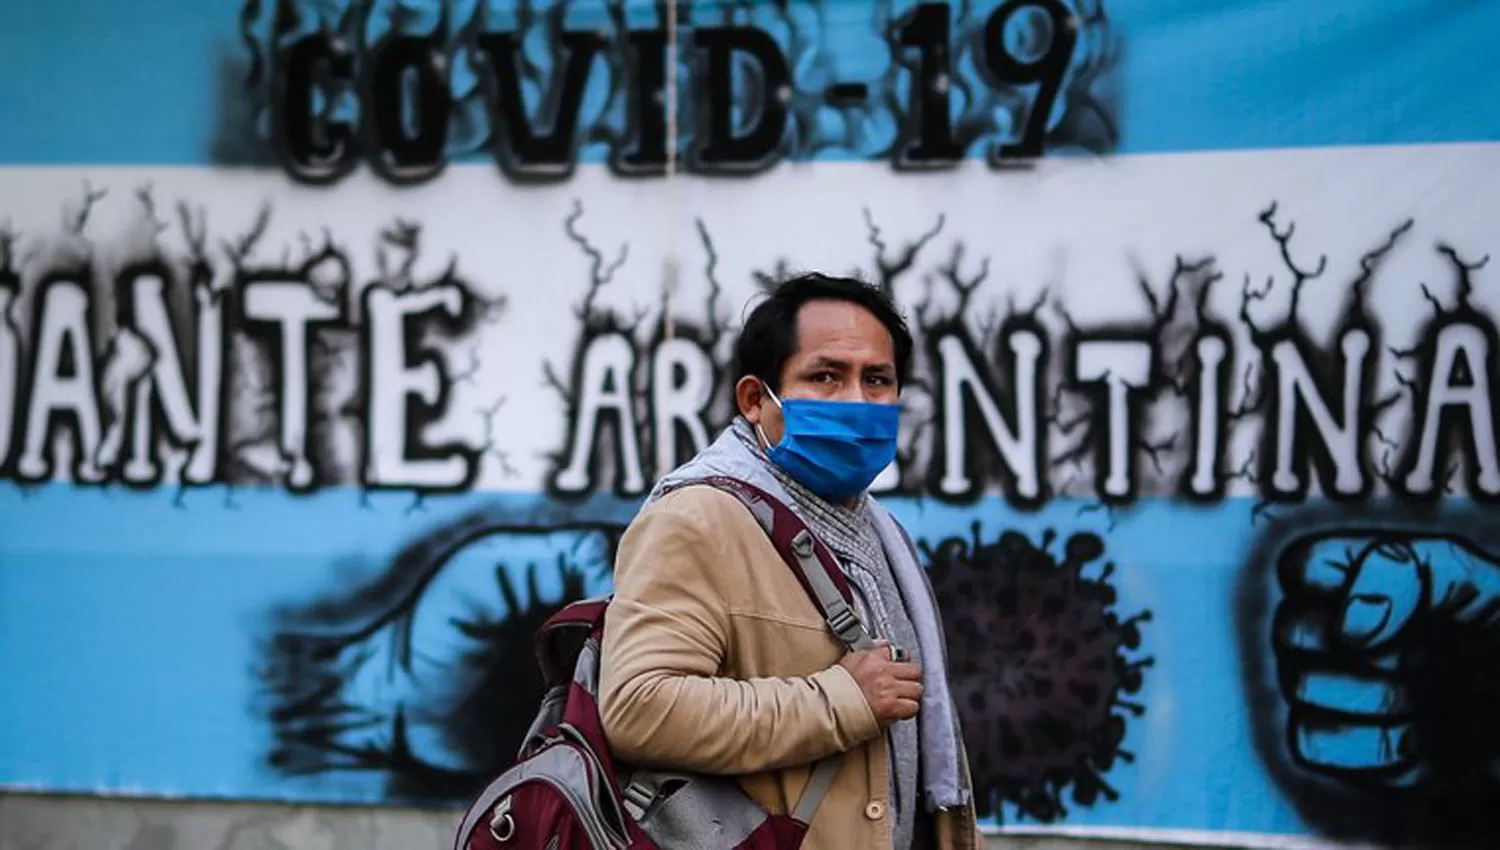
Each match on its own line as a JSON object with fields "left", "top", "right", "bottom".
{"left": 597, "top": 489, "right": 881, "bottom": 775}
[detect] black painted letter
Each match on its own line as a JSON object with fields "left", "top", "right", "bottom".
{"left": 894, "top": 3, "right": 962, "bottom": 168}
{"left": 613, "top": 29, "right": 669, "bottom": 176}
{"left": 980, "top": 0, "right": 1077, "bottom": 162}
{"left": 365, "top": 28, "right": 452, "bottom": 185}
{"left": 273, "top": 31, "right": 358, "bottom": 185}
{"left": 690, "top": 26, "right": 789, "bottom": 174}
{"left": 476, "top": 30, "right": 606, "bottom": 181}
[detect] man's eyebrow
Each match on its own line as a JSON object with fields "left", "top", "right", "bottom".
{"left": 801, "top": 356, "right": 852, "bottom": 371}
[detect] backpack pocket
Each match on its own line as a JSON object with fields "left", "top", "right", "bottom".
{"left": 628, "top": 771, "right": 770, "bottom": 847}
{"left": 459, "top": 727, "right": 634, "bottom": 850}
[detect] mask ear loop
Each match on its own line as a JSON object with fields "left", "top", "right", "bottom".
{"left": 754, "top": 381, "right": 783, "bottom": 451}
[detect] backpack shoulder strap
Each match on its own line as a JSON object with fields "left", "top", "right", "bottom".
{"left": 658, "top": 475, "right": 876, "bottom": 652}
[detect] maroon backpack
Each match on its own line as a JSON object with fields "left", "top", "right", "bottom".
{"left": 453, "top": 476, "right": 878, "bottom": 850}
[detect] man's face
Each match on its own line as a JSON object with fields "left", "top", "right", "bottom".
{"left": 739, "top": 298, "right": 899, "bottom": 445}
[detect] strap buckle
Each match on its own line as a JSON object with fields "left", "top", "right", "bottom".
{"left": 791, "top": 530, "right": 816, "bottom": 559}
{"left": 622, "top": 779, "right": 656, "bottom": 818}
{"left": 826, "top": 603, "right": 865, "bottom": 647}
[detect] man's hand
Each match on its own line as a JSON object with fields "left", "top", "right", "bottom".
{"left": 1274, "top": 533, "right": 1500, "bottom": 784}
{"left": 840, "top": 640, "right": 924, "bottom": 727}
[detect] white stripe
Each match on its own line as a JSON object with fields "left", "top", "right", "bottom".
{"left": 1, "top": 143, "right": 1497, "bottom": 499}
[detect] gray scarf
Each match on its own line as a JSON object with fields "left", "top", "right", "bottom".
{"left": 647, "top": 420, "right": 970, "bottom": 813}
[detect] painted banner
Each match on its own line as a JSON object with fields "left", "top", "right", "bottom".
{"left": 3, "top": 1, "right": 1500, "bottom": 847}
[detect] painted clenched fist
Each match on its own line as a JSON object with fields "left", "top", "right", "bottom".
{"left": 1274, "top": 533, "right": 1500, "bottom": 785}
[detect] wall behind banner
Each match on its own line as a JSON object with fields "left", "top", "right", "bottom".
{"left": 6, "top": 2, "right": 1500, "bottom": 849}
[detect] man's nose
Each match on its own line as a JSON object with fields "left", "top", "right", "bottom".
{"left": 833, "top": 383, "right": 874, "bottom": 403}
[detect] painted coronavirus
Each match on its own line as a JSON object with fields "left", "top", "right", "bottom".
{"left": 923, "top": 524, "right": 1152, "bottom": 822}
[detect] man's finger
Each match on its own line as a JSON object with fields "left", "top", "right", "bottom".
{"left": 892, "top": 679, "right": 924, "bottom": 701}
{"left": 888, "top": 661, "right": 923, "bottom": 680}
{"left": 1280, "top": 665, "right": 1409, "bottom": 718}
{"left": 1290, "top": 717, "right": 1416, "bottom": 773}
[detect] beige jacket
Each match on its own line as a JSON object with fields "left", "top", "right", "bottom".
{"left": 598, "top": 484, "right": 983, "bottom": 850}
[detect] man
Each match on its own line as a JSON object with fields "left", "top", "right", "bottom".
{"left": 598, "top": 274, "right": 982, "bottom": 849}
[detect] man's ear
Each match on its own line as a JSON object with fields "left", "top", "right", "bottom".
{"left": 734, "top": 375, "right": 766, "bottom": 423}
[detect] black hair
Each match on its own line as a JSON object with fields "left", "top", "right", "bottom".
{"left": 733, "top": 273, "right": 914, "bottom": 393}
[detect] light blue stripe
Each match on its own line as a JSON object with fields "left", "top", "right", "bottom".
{"left": 2, "top": 481, "right": 1300, "bottom": 834}
{"left": 3, "top": 0, "right": 1500, "bottom": 165}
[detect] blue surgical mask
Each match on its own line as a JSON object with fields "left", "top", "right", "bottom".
{"left": 756, "top": 385, "right": 900, "bottom": 502}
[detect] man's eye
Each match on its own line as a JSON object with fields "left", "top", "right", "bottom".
{"left": 867, "top": 375, "right": 892, "bottom": 386}
{"left": 813, "top": 372, "right": 837, "bottom": 383}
